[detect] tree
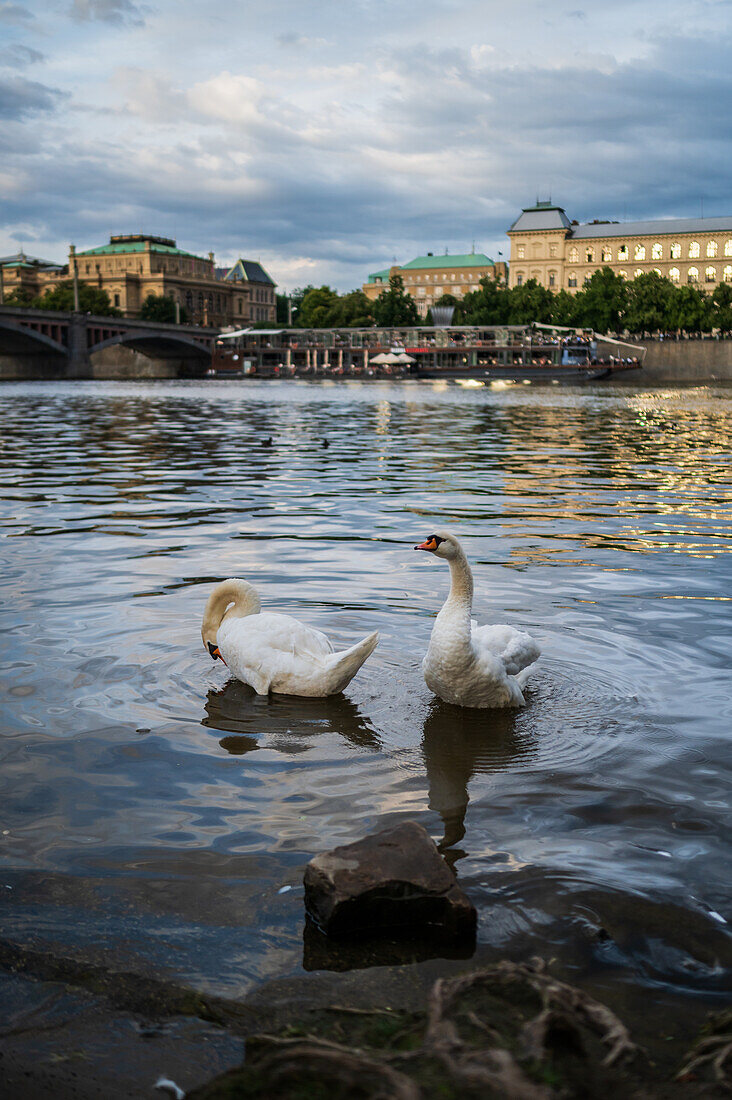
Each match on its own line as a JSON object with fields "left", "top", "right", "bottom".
{"left": 460, "top": 276, "right": 510, "bottom": 325}
{"left": 711, "top": 282, "right": 732, "bottom": 333}
{"left": 507, "top": 279, "right": 554, "bottom": 324}
{"left": 289, "top": 285, "right": 316, "bottom": 325}
{"left": 372, "top": 274, "right": 420, "bottom": 326}
{"left": 622, "top": 272, "right": 678, "bottom": 333}
{"left": 296, "top": 285, "right": 341, "bottom": 328}
{"left": 668, "top": 284, "right": 711, "bottom": 332}
{"left": 572, "top": 267, "right": 627, "bottom": 333}
{"left": 29, "top": 280, "right": 121, "bottom": 316}
{"left": 139, "top": 293, "right": 187, "bottom": 323}
{"left": 550, "top": 289, "right": 578, "bottom": 327}
{"left": 331, "top": 290, "right": 374, "bottom": 328}
{"left": 276, "top": 293, "right": 291, "bottom": 325}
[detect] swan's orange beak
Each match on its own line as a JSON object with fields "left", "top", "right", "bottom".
{"left": 207, "top": 641, "right": 225, "bottom": 663}
{"left": 415, "top": 537, "right": 438, "bottom": 552}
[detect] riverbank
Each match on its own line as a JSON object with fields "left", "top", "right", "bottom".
{"left": 0, "top": 938, "right": 728, "bottom": 1098}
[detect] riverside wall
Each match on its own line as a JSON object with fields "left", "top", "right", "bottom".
{"left": 598, "top": 338, "right": 732, "bottom": 384}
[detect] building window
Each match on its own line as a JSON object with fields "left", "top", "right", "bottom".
{"left": 516, "top": 273, "right": 523, "bottom": 286}
{"left": 568, "top": 246, "right": 578, "bottom": 263}
{"left": 689, "top": 241, "right": 700, "bottom": 258}
{"left": 114, "top": 293, "right": 120, "bottom": 306}
{"left": 634, "top": 269, "right": 644, "bottom": 279}
{"left": 549, "top": 245, "right": 557, "bottom": 257}
{"left": 517, "top": 246, "right": 525, "bottom": 259}
{"left": 186, "top": 291, "right": 192, "bottom": 309}
{"left": 238, "top": 299, "right": 242, "bottom": 313}
{"left": 725, "top": 241, "right": 732, "bottom": 257}
{"left": 688, "top": 267, "right": 699, "bottom": 283}
{"left": 568, "top": 274, "right": 577, "bottom": 287}
{"left": 548, "top": 271, "right": 556, "bottom": 287}
{"left": 669, "top": 267, "right": 680, "bottom": 283}
{"left": 586, "top": 248, "right": 595, "bottom": 262}
{"left": 634, "top": 244, "right": 646, "bottom": 261}
{"left": 670, "top": 242, "right": 681, "bottom": 259}
{"left": 724, "top": 266, "right": 732, "bottom": 282}
{"left": 601, "top": 247, "right": 612, "bottom": 262}
{"left": 653, "top": 268, "right": 662, "bottom": 276}
{"left": 618, "top": 270, "right": 627, "bottom": 279}
{"left": 707, "top": 240, "right": 718, "bottom": 257}
{"left": 705, "top": 266, "right": 716, "bottom": 282}
{"left": 652, "top": 243, "right": 663, "bottom": 259}
{"left": 618, "top": 244, "right": 629, "bottom": 260}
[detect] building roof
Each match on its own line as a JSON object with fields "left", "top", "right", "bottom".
{"left": 509, "top": 203, "right": 573, "bottom": 233}
{"left": 368, "top": 254, "right": 494, "bottom": 282}
{"left": 223, "top": 259, "right": 276, "bottom": 286}
{"left": 1, "top": 250, "right": 62, "bottom": 268}
{"left": 76, "top": 234, "right": 203, "bottom": 259}
{"left": 400, "top": 253, "right": 495, "bottom": 270}
{"left": 571, "top": 216, "right": 732, "bottom": 239}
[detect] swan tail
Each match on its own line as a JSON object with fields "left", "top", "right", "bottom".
{"left": 322, "top": 631, "right": 379, "bottom": 693}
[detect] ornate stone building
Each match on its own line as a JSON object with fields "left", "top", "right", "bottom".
{"left": 363, "top": 253, "right": 507, "bottom": 317}
{"left": 1, "top": 235, "right": 276, "bottom": 326}
{"left": 508, "top": 202, "right": 732, "bottom": 292}
{"left": 72, "top": 236, "right": 276, "bottom": 325}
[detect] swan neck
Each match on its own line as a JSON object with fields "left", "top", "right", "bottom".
{"left": 202, "top": 579, "right": 261, "bottom": 644}
{"left": 444, "top": 550, "right": 473, "bottom": 611}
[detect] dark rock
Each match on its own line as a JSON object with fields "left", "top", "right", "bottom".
{"left": 303, "top": 821, "right": 476, "bottom": 940}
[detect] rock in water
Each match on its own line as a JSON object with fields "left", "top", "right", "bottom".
{"left": 303, "top": 821, "right": 476, "bottom": 939}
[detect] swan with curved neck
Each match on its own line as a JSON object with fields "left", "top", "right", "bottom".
{"left": 202, "top": 578, "right": 379, "bottom": 697}
{"left": 414, "top": 532, "right": 539, "bottom": 708}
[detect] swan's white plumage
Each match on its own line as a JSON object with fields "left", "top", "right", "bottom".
{"left": 202, "top": 579, "right": 378, "bottom": 697}
{"left": 417, "top": 533, "right": 539, "bottom": 708}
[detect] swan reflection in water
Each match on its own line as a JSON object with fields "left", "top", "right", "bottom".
{"left": 202, "top": 678, "right": 382, "bottom": 756}
{"left": 421, "top": 700, "right": 538, "bottom": 856}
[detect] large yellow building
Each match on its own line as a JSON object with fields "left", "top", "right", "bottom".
{"left": 363, "top": 252, "right": 507, "bottom": 317}
{"left": 1, "top": 235, "right": 276, "bottom": 326}
{"left": 508, "top": 202, "right": 732, "bottom": 292}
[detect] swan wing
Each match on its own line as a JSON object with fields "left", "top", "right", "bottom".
{"left": 471, "top": 622, "right": 540, "bottom": 676}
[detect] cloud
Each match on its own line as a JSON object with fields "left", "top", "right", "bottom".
{"left": 0, "top": 76, "right": 65, "bottom": 118}
{"left": 0, "top": 1, "right": 33, "bottom": 22}
{"left": 69, "top": 0, "right": 145, "bottom": 25}
{"left": 0, "top": 43, "right": 44, "bottom": 66}
{"left": 277, "top": 32, "right": 329, "bottom": 48}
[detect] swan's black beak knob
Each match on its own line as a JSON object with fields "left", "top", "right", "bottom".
{"left": 207, "top": 642, "right": 222, "bottom": 660}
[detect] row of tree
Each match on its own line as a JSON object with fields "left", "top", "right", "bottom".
{"left": 9, "top": 270, "right": 732, "bottom": 334}
{"left": 280, "top": 269, "right": 732, "bottom": 334}
{"left": 4, "top": 282, "right": 187, "bottom": 322}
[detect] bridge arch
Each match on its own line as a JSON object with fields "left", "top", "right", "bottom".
{"left": 90, "top": 332, "right": 211, "bottom": 359}
{"left": 0, "top": 317, "right": 68, "bottom": 357}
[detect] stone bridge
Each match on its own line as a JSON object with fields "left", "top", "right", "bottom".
{"left": 0, "top": 306, "right": 219, "bottom": 379}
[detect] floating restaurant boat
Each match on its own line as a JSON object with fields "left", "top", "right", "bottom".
{"left": 210, "top": 324, "right": 644, "bottom": 382}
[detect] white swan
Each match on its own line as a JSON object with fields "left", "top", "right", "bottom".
{"left": 202, "top": 579, "right": 379, "bottom": 697}
{"left": 414, "top": 532, "right": 540, "bottom": 708}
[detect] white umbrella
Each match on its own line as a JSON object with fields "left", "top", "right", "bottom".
{"left": 370, "top": 352, "right": 392, "bottom": 364}
{"left": 396, "top": 352, "right": 415, "bottom": 363}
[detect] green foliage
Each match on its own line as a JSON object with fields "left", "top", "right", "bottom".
{"left": 667, "top": 283, "right": 711, "bottom": 332}
{"left": 572, "top": 267, "right": 627, "bottom": 332}
{"left": 711, "top": 282, "right": 732, "bottom": 332}
{"left": 3, "top": 287, "right": 36, "bottom": 307}
{"left": 506, "top": 278, "right": 554, "bottom": 324}
{"left": 460, "top": 276, "right": 510, "bottom": 325}
{"left": 139, "top": 293, "right": 187, "bottom": 323}
{"left": 295, "top": 285, "right": 341, "bottom": 328}
{"left": 275, "top": 293, "right": 291, "bottom": 324}
{"left": 330, "top": 289, "right": 374, "bottom": 327}
{"left": 372, "top": 274, "right": 420, "bottom": 326}
{"left": 21, "top": 279, "right": 122, "bottom": 316}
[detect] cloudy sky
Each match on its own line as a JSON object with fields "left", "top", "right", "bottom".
{"left": 1, "top": 0, "right": 730, "bottom": 291}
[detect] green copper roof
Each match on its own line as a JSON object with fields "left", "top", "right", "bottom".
{"left": 77, "top": 242, "right": 203, "bottom": 259}
{"left": 401, "top": 253, "right": 495, "bottom": 269}
{"left": 366, "top": 268, "right": 391, "bottom": 283}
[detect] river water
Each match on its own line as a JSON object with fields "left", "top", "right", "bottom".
{"left": 1, "top": 379, "right": 730, "bottom": 1017}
